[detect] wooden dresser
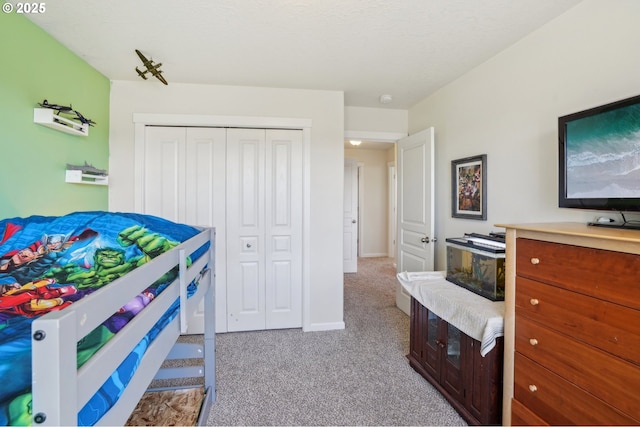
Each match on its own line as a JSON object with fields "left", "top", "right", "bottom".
{"left": 496, "top": 223, "right": 640, "bottom": 426}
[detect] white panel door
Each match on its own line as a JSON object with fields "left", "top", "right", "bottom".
{"left": 183, "top": 127, "right": 226, "bottom": 334}
{"left": 265, "top": 129, "right": 302, "bottom": 329}
{"left": 226, "top": 128, "right": 266, "bottom": 331}
{"left": 143, "top": 126, "right": 303, "bottom": 333}
{"left": 226, "top": 128, "right": 303, "bottom": 331}
{"left": 396, "top": 128, "right": 435, "bottom": 315}
{"left": 142, "top": 127, "right": 226, "bottom": 333}
{"left": 143, "top": 126, "right": 185, "bottom": 222}
{"left": 343, "top": 158, "right": 358, "bottom": 273}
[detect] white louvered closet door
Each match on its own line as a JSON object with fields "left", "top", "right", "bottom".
{"left": 226, "top": 128, "right": 302, "bottom": 331}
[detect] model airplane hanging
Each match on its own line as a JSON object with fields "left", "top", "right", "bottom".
{"left": 38, "top": 99, "right": 96, "bottom": 126}
{"left": 135, "top": 49, "right": 168, "bottom": 85}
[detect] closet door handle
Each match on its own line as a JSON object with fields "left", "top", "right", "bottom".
{"left": 246, "top": 243, "right": 252, "bottom": 248}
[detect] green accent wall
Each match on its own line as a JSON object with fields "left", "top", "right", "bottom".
{"left": 0, "top": 10, "right": 110, "bottom": 219}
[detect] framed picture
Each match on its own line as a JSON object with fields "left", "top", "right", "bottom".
{"left": 451, "top": 154, "right": 487, "bottom": 220}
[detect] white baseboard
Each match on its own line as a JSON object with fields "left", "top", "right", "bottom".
{"left": 360, "top": 253, "right": 389, "bottom": 258}
{"left": 303, "top": 321, "right": 345, "bottom": 332}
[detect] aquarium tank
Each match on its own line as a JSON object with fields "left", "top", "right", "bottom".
{"left": 445, "top": 236, "right": 505, "bottom": 301}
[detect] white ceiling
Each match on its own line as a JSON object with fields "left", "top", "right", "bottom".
{"left": 18, "top": 0, "right": 581, "bottom": 110}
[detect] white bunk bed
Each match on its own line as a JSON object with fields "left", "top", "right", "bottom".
{"left": 26, "top": 226, "right": 216, "bottom": 426}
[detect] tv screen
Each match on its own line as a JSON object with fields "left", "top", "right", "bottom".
{"left": 559, "top": 94, "right": 640, "bottom": 212}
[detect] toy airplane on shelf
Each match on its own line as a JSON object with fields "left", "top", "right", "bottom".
{"left": 135, "top": 49, "right": 168, "bottom": 85}
{"left": 38, "top": 100, "right": 96, "bottom": 127}
{"left": 72, "top": 110, "right": 96, "bottom": 127}
{"left": 38, "top": 99, "right": 72, "bottom": 114}
{"left": 66, "top": 161, "right": 107, "bottom": 176}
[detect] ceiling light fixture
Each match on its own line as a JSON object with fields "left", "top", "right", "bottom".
{"left": 349, "top": 140, "right": 362, "bottom": 146}
{"left": 379, "top": 94, "right": 393, "bottom": 104}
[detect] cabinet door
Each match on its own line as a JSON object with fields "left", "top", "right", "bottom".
{"left": 467, "top": 338, "right": 504, "bottom": 425}
{"left": 422, "top": 309, "right": 440, "bottom": 380}
{"left": 441, "top": 322, "right": 465, "bottom": 403}
{"left": 409, "top": 297, "right": 425, "bottom": 363}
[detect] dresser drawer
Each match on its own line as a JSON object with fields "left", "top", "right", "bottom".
{"left": 516, "top": 238, "right": 640, "bottom": 309}
{"left": 514, "top": 353, "right": 639, "bottom": 425}
{"left": 515, "top": 277, "right": 640, "bottom": 365}
{"left": 516, "top": 315, "right": 640, "bottom": 418}
{"left": 511, "top": 398, "right": 548, "bottom": 426}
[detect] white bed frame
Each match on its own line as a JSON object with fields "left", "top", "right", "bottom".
{"left": 30, "top": 227, "right": 216, "bottom": 426}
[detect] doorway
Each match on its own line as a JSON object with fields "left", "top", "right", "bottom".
{"left": 343, "top": 136, "right": 400, "bottom": 262}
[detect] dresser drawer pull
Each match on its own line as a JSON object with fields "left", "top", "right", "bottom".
{"left": 528, "top": 384, "right": 538, "bottom": 393}
{"left": 529, "top": 298, "right": 539, "bottom": 306}
{"left": 529, "top": 338, "right": 538, "bottom": 346}
{"left": 530, "top": 257, "right": 540, "bottom": 265}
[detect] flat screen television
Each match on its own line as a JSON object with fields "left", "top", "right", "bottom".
{"left": 559, "top": 94, "right": 640, "bottom": 227}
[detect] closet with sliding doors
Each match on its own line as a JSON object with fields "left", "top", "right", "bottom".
{"left": 138, "top": 125, "right": 303, "bottom": 333}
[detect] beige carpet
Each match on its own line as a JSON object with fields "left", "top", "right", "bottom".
{"left": 198, "top": 257, "right": 467, "bottom": 426}
{"left": 153, "top": 257, "right": 467, "bottom": 425}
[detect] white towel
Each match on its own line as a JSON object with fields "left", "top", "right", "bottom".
{"left": 397, "top": 272, "right": 504, "bottom": 357}
{"left": 398, "top": 271, "right": 445, "bottom": 282}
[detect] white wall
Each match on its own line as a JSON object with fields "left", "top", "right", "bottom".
{"left": 108, "top": 81, "right": 345, "bottom": 331}
{"left": 345, "top": 147, "right": 395, "bottom": 257}
{"left": 345, "top": 106, "right": 408, "bottom": 136}
{"left": 409, "top": 0, "right": 640, "bottom": 270}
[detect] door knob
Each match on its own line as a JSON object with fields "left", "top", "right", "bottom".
{"left": 352, "top": 219, "right": 357, "bottom": 223}
{"left": 421, "top": 237, "right": 429, "bottom": 243}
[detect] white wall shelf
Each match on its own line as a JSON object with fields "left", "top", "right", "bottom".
{"left": 65, "top": 170, "right": 108, "bottom": 186}
{"left": 34, "top": 108, "right": 89, "bottom": 136}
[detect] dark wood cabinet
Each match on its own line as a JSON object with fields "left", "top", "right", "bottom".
{"left": 409, "top": 297, "right": 503, "bottom": 425}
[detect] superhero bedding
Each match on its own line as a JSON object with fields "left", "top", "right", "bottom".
{"left": 0, "top": 211, "right": 209, "bottom": 426}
